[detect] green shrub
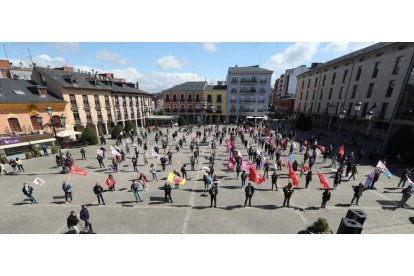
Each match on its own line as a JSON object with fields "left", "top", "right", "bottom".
{"left": 32, "top": 147, "right": 41, "bottom": 157}
{"left": 25, "top": 151, "right": 33, "bottom": 159}
{"left": 81, "top": 126, "right": 98, "bottom": 145}
{"left": 178, "top": 115, "right": 187, "bottom": 126}
{"left": 111, "top": 124, "right": 124, "bottom": 139}
{"left": 51, "top": 145, "right": 58, "bottom": 154}
{"left": 0, "top": 154, "right": 8, "bottom": 164}
{"left": 124, "top": 120, "right": 137, "bottom": 135}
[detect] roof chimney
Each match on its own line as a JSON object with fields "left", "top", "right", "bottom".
{"left": 235, "top": 65, "right": 238, "bottom": 67}
{"left": 136, "top": 81, "right": 139, "bottom": 90}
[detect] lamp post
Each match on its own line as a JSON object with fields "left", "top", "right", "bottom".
{"left": 37, "top": 107, "right": 66, "bottom": 171}
{"left": 338, "top": 110, "right": 347, "bottom": 133}
{"left": 351, "top": 101, "right": 362, "bottom": 134}
{"left": 203, "top": 98, "right": 207, "bottom": 133}
{"left": 364, "top": 107, "right": 375, "bottom": 136}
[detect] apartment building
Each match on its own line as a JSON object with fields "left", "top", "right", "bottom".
{"left": 293, "top": 42, "right": 414, "bottom": 140}
{"left": 203, "top": 81, "right": 227, "bottom": 124}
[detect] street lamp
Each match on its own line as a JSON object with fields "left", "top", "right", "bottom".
{"left": 351, "top": 101, "right": 363, "bottom": 134}
{"left": 38, "top": 106, "right": 66, "bottom": 171}
{"left": 203, "top": 98, "right": 207, "bottom": 133}
{"left": 338, "top": 110, "right": 347, "bottom": 133}
{"left": 365, "top": 110, "right": 374, "bottom": 120}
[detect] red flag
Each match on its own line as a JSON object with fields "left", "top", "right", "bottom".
{"left": 317, "top": 144, "right": 326, "bottom": 154}
{"left": 317, "top": 171, "right": 330, "bottom": 190}
{"left": 70, "top": 165, "right": 87, "bottom": 176}
{"left": 104, "top": 176, "right": 116, "bottom": 188}
{"left": 281, "top": 160, "right": 287, "bottom": 167}
{"left": 248, "top": 167, "right": 266, "bottom": 184}
{"left": 288, "top": 163, "right": 299, "bottom": 186}
{"left": 228, "top": 157, "right": 235, "bottom": 171}
{"left": 339, "top": 145, "right": 345, "bottom": 159}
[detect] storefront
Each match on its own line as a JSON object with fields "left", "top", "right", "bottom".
{"left": 0, "top": 133, "right": 56, "bottom": 161}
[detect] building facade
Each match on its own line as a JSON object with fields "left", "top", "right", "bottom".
{"left": 203, "top": 82, "right": 227, "bottom": 124}
{"left": 293, "top": 42, "right": 414, "bottom": 140}
{"left": 226, "top": 65, "right": 273, "bottom": 123}
{"left": 162, "top": 81, "right": 208, "bottom": 124}
{"left": 0, "top": 78, "right": 66, "bottom": 158}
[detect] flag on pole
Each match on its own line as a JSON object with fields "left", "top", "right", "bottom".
{"left": 281, "top": 160, "right": 287, "bottom": 167}
{"left": 376, "top": 160, "right": 392, "bottom": 178}
{"left": 70, "top": 165, "right": 87, "bottom": 176}
{"left": 317, "top": 144, "right": 326, "bottom": 154}
{"left": 97, "top": 149, "right": 104, "bottom": 157}
{"left": 104, "top": 176, "right": 116, "bottom": 188}
{"left": 248, "top": 167, "right": 266, "bottom": 184}
{"left": 339, "top": 145, "right": 345, "bottom": 159}
{"left": 242, "top": 161, "right": 256, "bottom": 171}
{"left": 151, "top": 148, "right": 159, "bottom": 158}
{"left": 364, "top": 170, "right": 376, "bottom": 189}
{"left": 32, "top": 177, "right": 46, "bottom": 186}
{"left": 110, "top": 146, "right": 121, "bottom": 156}
{"left": 228, "top": 157, "right": 235, "bottom": 171}
{"left": 288, "top": 162, "right": 299, "bottom": 186}
{"left": 289, "top": 152, "right": 294, "bottom": 162}
{"left": 167, "top": 172, "right": 186, "bottom": 185}
{"left": 317, "top": 171, "right": 330, "bottom": 190}
{"left": 407, "top": 176, "right": 414, "bottom": 185}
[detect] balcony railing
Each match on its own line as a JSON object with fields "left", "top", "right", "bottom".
{"left": 180, "top": 109, "right": 185, "bottom": 113}
{"left": 187, "top": 109, "right": 193, "bottom": 113}
{"left": 231, "top": 89, "right": 237, "bottom": 93}
{"left": 259, "top": 90, "right": 266, "bottom": 94}
{"left": 240, "top": 89, "right": 256, "bottom": 93}
{"left": 173, "top": 109, "right": 178, "bottom": 113}
{"left": 240, "top": 99, "right": 256, "bottom": 103}
{"left": 241, "top": 80, "right": 257, "bottom": 84}
{"left": 257, "top": 100, "right": 265, "bottom": 103}
{"left": 230, "top": 99, "right": 238, "bottom": 103}
{"left": 260, "top": 79, "right": 267, "bottom": 83}
{"left": 230, "top": 108, "right": 236, "bottom": 112}
{"left": 216, "top": 109, "right": 222, "bottom": 113}
{"left": 165, "top": 99, "right": 170, "bottom": 102}
{"left": 165, "top": 109, "right": 171, "bottom": 112}
{"left": 231, "top": 79, "right": 238, "bottom": 83}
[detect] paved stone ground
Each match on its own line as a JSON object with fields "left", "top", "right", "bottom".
{"left": 0, "top": 125, "right": 413, "bottom": 234}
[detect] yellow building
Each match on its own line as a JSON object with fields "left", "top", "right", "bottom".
{"left": 203, "top": 82, "right": 227, "bottom": 124}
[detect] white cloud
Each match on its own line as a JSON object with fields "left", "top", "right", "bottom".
{"left": 50, "top": 42, "right": 80, "bottom": 52}
{"left": 202, "top": 42, "right": 219, "bottom": 53}
{"left": 156, "top": 55, "right": 183, "bottom": 70}
{"left": 323, "top": 42, "right": 350, "bottom": 52}
{"left": 96, "top": 50, "right": 127, "bottom": 66}
{"left": 264, "top": 42, "right": 320, "bottom": 77}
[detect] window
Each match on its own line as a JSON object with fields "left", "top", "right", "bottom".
{"left": 82, "top": 95, "right": 89, "bottom": 107}
{"left": 97, "top": 109, "right": 102, "bottom": 120}
{"left": 115, "top": 96, "right": 119, "bottom": 105}
{"left": 361, "top": 102, "right": 369, "bottom": 117}
{"left": 342, "top": 70, "right": 348, "bottom": 83}
{"left": 123, "top": 108, "right": 128, "bottom": 118}
{"left": 310, "top": 103, "right": 313, "bottom": 112}
{"left": 195, "top": 94, "right": 200, "bottom": 102}
{"left": 336, "top": 103, "right": 341, "bottom": 114}
{"left": 173, "top": 95, "right": 177, "bottom": 102}
{"left": 188, "top": 94, "right": 192, "bottom": 102}
{"left": 307, "top": 79, "right": 311, "bottom": 88}
{"left": 331, "top": 72, "right": 336, "bottom": 85}
{"left": 372, "top": 62, "right": 380, "bottom": 78}
{"left": 129, "top": 96, "right": 133, "bottom": 106}
{"left": 298, "top": 103, "right": 301, "bottom": 111}
{"left": 207, "top": 95, "right": 212, "bottom": 102}
{"left": 73, "top": 111, "right": 80, "bottom": 121}
{"left": 217, "top": 95, "right": 222, "bottom": 102}
{"left": 304, "top": 103, "right": 307, "bottom": 111}
{"left": 317, "top": 103, "right": 321, "bottom": 113}
{"left": 305, "top": 91, "right": 309, "bottom": 100}
{"left": 328, "top": 88, "right": 333, "bottom": 100}
{"left": 180, "top": 95, "right": 185, "bottom": 102}
{"left": 339, "top": 86, "right": 343, "bottom": 99}
{"left": 379, "top": 103, "right": 388, "bottom": 119}
{"left": 386, "top": 80, "right": 395, "bottom": 97}
{"left": 351, "top": 85, "right": 358, "bottom": 99}
{"left": 319, "top": 89, "right": 323, "bottom": 100}
{"left": 393, "top": 56, "right": 404, "bottom": 74}
{"left": 355, "top": 66, "right": 363, "bottom": 81}
{"left": 300, "top": 91, "right": 303, "bottom": 100}
{"left": 30, "top": 116, "right": 42, "bottom": 131}
{"left": 105, "top": 95, "right": 110, "bottom": 107}
{"left": 188, "top": 104, "right": 192, "bottom": 110}
{"left": 94, "top": 95, "right": 100, "bottom": 107}
{"left": 301, "top": 80, "right": 304, "bottom": 89}
{"left": 314, "top": 77, "right": 318, "bottom": 87}
{"left": 322, "top": 75, "right": 326, "bottom": 86}
{"left": 312, "top": 90, "right": 315, "bottom": 100}
{"left": 122, "top": 96, "right": 126, "bottom": 106}
{"left": 348, "top": 103, "right": 353, "bottom": 115}
{"left": 85, "top": 110, "right": 92, "bottom": 122}
{"left": 8, "top": 118, "right": 22, "bottom": 132}
{"left": 366, "top": 83, "right": 374, "bottom": 98}
{"left": 52, "top": 115, "right": 62, "bottom": 127}
{"left": 166, "top": 95, "right": 170, "bottom": 102}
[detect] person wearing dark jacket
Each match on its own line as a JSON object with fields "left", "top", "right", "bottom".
{"left": 209, "top": 183, "right": 218, "bottom": 208}
{"left": 67, "top": 211, "right": 80, "bottom": 234}
{"left": 80, "top": 205, "right": 93, "bottom": 232}
{"left": 398, "top": 185, "right": 413, "bottom": 208}
{"left": 62, "top": 181, "right": 73, "bottom": 203}
{"left": 271, "top": 171, "right": 278, "bottom": 191}
{"left": 305, "top": 170, "right": 312, "bottom": 189}
{"left": 22, "top": 183, "right": 37, "bottom": 203}
{"left": 347, "top": 164, "right": 358, "bottom": 181}
{"left": 351, "top": 183, "right": 365, "bottom": 205}
{"left": 163, "top": 182, "right": 173, "bottom": 203}
{"left": 282, "top": 183, "right": 294, "bottom": 208}
{"left": 321, "top": 189, "right": 331, "bottom": 208}
{"left": 244, "top": 182, "right": 255, "bottom": 207}
{"left": 93, "top": 183, "right": 105, "bottom": 205}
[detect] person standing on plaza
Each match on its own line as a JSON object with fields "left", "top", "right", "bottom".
{"left": 241, "top": 170, "right": 248, "bottom": 189}
{"left": 370, "top": 168, "right": 381, "bottom": 190}
{"left": 42, "top": 144, "right": 49, "bottom": 156}
{"left": 163, "top": 182, "right": 173, "bottom": 203}
{"left": 112, "top": 157, "right": 119, "bottom": 173}
{"left": 143, "top": 150, "right": 149, "bottom": 165}
{"left": 271, "top": 170, "right": 278, "bottom": 191}
{"left": 398, "top": 185, "right": 413, "bottom": 208}
{"left": 209, "top": 183, "right": 218, "bottom": 208}
{"left": 97, "top": 154, "right": 105, "bottom": 168}
{"left": 351, "top": 183, "right": 365, "bottom": 206}
{"left": 150, "top": 163, "right": 157, "bottom": 181}
{"left": 22, "top": 183, "right": 37, "bottom": 203}
{"left": 244, "top": 182, "right": 255, "bottom": 207}
{"left": 181, "top": 164, "right": 188, "bottom": 180}
{"left": 333, "top": 168, "right": 342, "bottom": 190}
{"left": 80, "top": 205, "right": 93, "bottom": 233}
{"left": 62, "top": 181, "right": 73, "bottom": 203}
{"left": 93, "top": 182, "right": 105, "bottom": 205}
{"left": 263, "top": 161, "right": 270, "bottom": 178}
{"left": 80, "top": 147, "right": 86, "bottom": 160}
{"left": 106, "top": 173, "right": 116, "bottom": 191}
{"left": 321, "top": 188, "right": 331, "bottom": 208}
{"left": 15, "top": 158, "right": 24, "bottom": 172}
{"left": 305, "top": 170, "right": 312, "bottom": 189}
{"left": 347, "top": 164, "right": 358, "bottom": 181}
{"left": 0, "top": 163, "right": 6, "bottom": 176}
{"left": 132, "top": 156, "right": 138, "bottom": 172}
{"left": 9, "top": 158, "right": 17, "bottom": 173}
{"left": 397, "top": 168, "right": 411, "bottom": 188}
{"left": 190, "top": 155, "right": 195, "bottom": 171}
{"left": 67, "top": 211, "right": 80, "bottom": 234}
{"left": 130, "top": 180, "right": 143, "bottom": 203}
{"left": 282, "top": 183, "right": 294, "bottom": 208}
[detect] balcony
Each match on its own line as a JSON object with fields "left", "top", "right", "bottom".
{"left": 231, "top": 89, "right": 237, "bottom": 93}
{"left": 260, "top": 79, "right": 267, "bottom": 83}
{"left": 165, "top": 108, "right": 171, "bottom": 112}
{"left": 231, "top": 79, "right": 238, "bottom": 83}
{"left": 241, "top": 80, "right": 257, "bottom": 85}
{"left": 165, "top": 99, "right": 170, "bottom": 102}
{"left": 230, "top": 108, "right": 236, "bottom": 112}
{"left": 187, "top": 109, "right": 193, "bottom": 113}
{"left": 173, "top": 108, "right": 178, "bottom": 113}
{"left": 230, "top": 99, "right": 238, "bottom": 103}
{"left": 240, "top": 89, "right": 256, "bottom": 94}
{"left": 172, "top": 99, "right": 178, "bottom": 102}
{"left": 259, "top": 90, "right": 266, "bottom": 94}
{"left": 257, "top": 99, "right": 265, "bottom": 103}
{"left": 216, "top": 109, "right": 222, "bottom": 113}
{"left": 240, "top": 99, "right": 256, "bottom": 103}
{"left": 180, "top": 109, "right": 185, "bottom": 113}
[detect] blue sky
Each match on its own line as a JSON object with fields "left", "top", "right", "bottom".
{"left": 1, "top": 42, "right": 375, "bottom": 93}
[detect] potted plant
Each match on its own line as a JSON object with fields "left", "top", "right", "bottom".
{"left": 299, "top": 218, "right": 333, "bottom": 234}
{"left": 51, "top": 145, "right": 58, "bottom": 154}
{"left": 25, "top": 151, "right": 33, "bottom": 159}
{"left": 32, "top": 147, "right": 41, "bottom": 157}
{"left": 0, "top": 154, "right": 8, "bottom": 164}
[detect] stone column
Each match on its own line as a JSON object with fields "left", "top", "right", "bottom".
{"left": 93, "top": 122, "right": 99, "bottom": 136}
{"left": 327, "top": 116, "right": 333, "bottom": 130}
{"left": 104, "top": 121, "right": 109, "bottom": 135}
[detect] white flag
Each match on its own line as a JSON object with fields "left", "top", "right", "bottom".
{"left": 315, "top": 148, "right": 322, "bottom": 155}
{"left": 32, "top": 177, "right": 45, "bottom": 185}
{"left": 110, "top": 146, "right": 121, "bottom": 156}
{"left": 151, "top": 148, "right": 159, "bottom": 158}
{"left": 97, "top": 149, "right": 104, "bottom": 157}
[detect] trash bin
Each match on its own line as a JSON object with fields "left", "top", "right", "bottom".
{"left": 337, "top": 217, "right": 363, "bottom": 234}
{"left": 346, "top": 209, "right": 367, "bottom": 225}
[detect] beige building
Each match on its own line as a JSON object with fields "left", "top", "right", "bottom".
{"left": 31, "top": 67, "right": 154, "bottom": 136}
{"left": 293, "top": 42, "right": 414, "bottom": 140}
{"left": 203, "top": 82, "right": 227, "bottom": 124}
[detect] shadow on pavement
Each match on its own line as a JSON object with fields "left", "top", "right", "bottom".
{"left": 383, "top": 187, "right": 400, "bottom": 191}
{"left": 94, "top": 169, "right": 108, "bottom": 173}
{"left": 192, "top": 206, "right": 210, "bottom": 210}
{"left": 220, "top": 204, "right": 242, "bottom": 210}
{"left": 172, "top": 204, "right": 190, "bottom": 208}
{"left": 304, "top": 206, "right": 320, "bottom": 211}
{"left": 335, "top": 203, "right": 352, "bottom": 207}
{"left": 220, "top": 185, "right": 241, "bottom": 190}
{"left": 409, "top": 217, "right": 414, "bottom": 224}
{"left": 253, "top": 204, "right": 278, "bottom": 210}
{"left": 255, "top": 188, "right": 275, "bottom": 192}
{"left": 183, "top": 188, "right": 205, "bottom": 192}
{"left": 376, "top": 200, "right": 400, "bottom": 208}
{"left": 200, "top": 193, "right": 208, "bottom": 197}
{"left": 13, "top": 201, "right": 33, "bottom": 205}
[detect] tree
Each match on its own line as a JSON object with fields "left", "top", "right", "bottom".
{"left": 111, "top": 124, "right": 124, "bottom": 139}
{"left": 124, "top": 120, "right": 137, "bottom": 135}
{"left": 177, "top": 115, "right": 187, "bottom": 126}
{"left": 81, "top": 126, "right": 98, "bottom": 145}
